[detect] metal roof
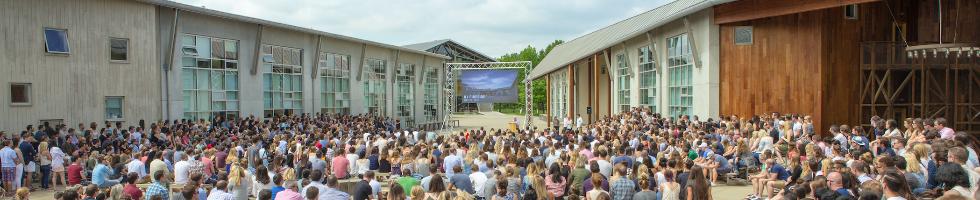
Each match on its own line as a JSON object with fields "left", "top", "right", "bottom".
{"left": 528, "top": 0, "right": 731, "bottom": 80}
{"left": 403, "top": 39, "right": 496, "bottom": 62}
{"left": 139, "top": 0, "right": 451, "bottom": 60}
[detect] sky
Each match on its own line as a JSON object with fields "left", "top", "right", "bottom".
{"left": 172, "top": 0, "right": 672, "bottom": 58}
{"left": 460, "top": 69, "right": 518, "bottom": 89}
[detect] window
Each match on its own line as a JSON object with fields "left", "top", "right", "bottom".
{"left": 617, "top": 53, "right": 631, "bottom": 112}
{"left": 549, "top": 69, "right": 568, "bottom": 122}
{"left": 845, "top": 4, "right": 859, "bottom": 19}
{"left": 109, "top": 38, "right": 129, "bottom": 61}
{"left": 319, "top": 52, "right": 351, "bottom": 115}
{"left": 180, "top": 34, "right": 240, "bottom": 120}
{"left": 262, "top": 44, "right": 304, "bottom": 117}
{"left": 43, "top": 28, "right": 69, "bottom": 54}
{"left": 105, "top": 97, "right": 124, "bottom": 120}
{"left": 396, "top": 63, "right": 416, "bottom": 127}
{"left": 638, "top": 46, "right": 657, "bottom": 112}
{"left": 667, "top": 34, "right": 694, "bottom": 117}
{"left": 423, "top": 66, "right": 439, "bottom": 123}
{"left": 363, "top": 59, "right": 387, "bottom": 115}
{"left": 734, "top": 26, "right": 753, "bottom": 45}
{"left": 9, "top": 83, "right": 30, "bottom": 105}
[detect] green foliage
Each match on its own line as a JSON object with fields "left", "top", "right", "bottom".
{"left": 493, "top": 40, "right": 564, "bottom": 115}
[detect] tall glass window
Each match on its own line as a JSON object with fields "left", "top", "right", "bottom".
{"left": 616, "top": 54, "right": 631, "bottom": 112}
{"left": 262, "top": 45, "right": 303, "bottom": 117}
{"left": 319, "top": 52, "right": 350, "bottom": 115}
{"left": 638, "top": 46, "right": 657, "bottom": 112}
{"left": 423, "top": 66, "right": 439, "bottom": 123}
{"left": 396, "top": 63, "right": 415, "bottom": 127}
{"left": 363, "top": 59, "right": 387, "bottom": 115}
{"left": 667, "top": 34, "right": 693, "bottom": 117}
{"left": 549, "top": 69, "right": 568, "bottom": 122}
{"left": 180, "top": 35, "right": 240, "bottom": 120}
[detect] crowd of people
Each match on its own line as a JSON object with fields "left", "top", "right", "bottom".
{"left": 1, "top": 107, "right": 978, "bottom": 200}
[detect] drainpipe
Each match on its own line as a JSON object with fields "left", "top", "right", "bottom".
{"left": 163, "top": 8, "right": 180, "bottom": 121}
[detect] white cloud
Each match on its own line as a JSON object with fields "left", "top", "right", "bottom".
{"left": 173, "top": 0, "right": 672, "bottom": 57}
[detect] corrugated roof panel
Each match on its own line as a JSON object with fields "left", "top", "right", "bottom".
{"left": 529, "top": 0, "right": 731, "bottom": 80}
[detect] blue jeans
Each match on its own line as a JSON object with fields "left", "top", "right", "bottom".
{"left": 39, "top": 165, "right": 51, "bottom": 188}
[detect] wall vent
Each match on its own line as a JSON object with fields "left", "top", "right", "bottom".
{"left": 734, "top": 26, "right": 753, "bottom": 45}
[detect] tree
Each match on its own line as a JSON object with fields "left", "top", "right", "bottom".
{"left": 494, "top": 40, "right": 564, "bottom": 115}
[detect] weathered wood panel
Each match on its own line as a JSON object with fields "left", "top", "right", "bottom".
{"left": 719, "top": 11, "right": 826, "bottom": 132}
{"left": 0, "top": 0, "right": 161, "bottom": 131}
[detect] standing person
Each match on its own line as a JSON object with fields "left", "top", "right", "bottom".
{"left": 50, "top": 146, "right": 67, "bottom": 189}
{"left": 1, "top": 140, "right": 19, "bottom": 196}
{"left": 685, "top": 166, "right": 711, "bottom": 200}
{"left": 37, "top": 137, "right": 51, "bottom": 190}
{"left": 18, "top": 134, "right": 35, "bottom": 190}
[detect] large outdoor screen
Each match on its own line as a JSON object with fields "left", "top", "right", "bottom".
{"left": 460, "top": 69, "right": 519, "bottom": 103}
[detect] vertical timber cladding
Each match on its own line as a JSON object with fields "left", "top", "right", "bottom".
{"left": 569, "top": 64, "right": 575, "bottom": 118}
{"left": 719, "top": 10, "right": 828, "bottom": 135}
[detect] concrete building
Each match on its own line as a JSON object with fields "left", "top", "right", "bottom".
{"left": 0, "top": 0, "right": 450, "bottom": 132}
{"left": 530, "top": 0, "right": 729, "bottom": 126}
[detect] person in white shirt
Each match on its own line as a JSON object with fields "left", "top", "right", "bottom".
{"left": 345, "top": 147, "right": 359, "bottom": 176}
{"left": 173, "top": 154, "right": 192, "bottom": 184}
{"left": 207, "top": 181, "right": 236, "bottom": 200}
{"left": 576, "top": 115, "right": 584, "bottom": 129}
{"left": 469, "top": 165, "right": 489, "bottom": 199}
{"left": 0, "top": 141, "right": 19, "bottom": 195}
{"left": 302, "top": 170, "right": 330, "bottom": 200}
{"left": 125, "top": 153, "right": 147, "bottom": 179}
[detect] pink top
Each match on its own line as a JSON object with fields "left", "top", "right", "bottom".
{"left": 940, "top": 127, "right": 956, "bottom": 140}
{"left": 545, "top": 175, "right": 567, "bottom": 197}
{"left": 274, "top": 189, "right": 303, "bottom": 200}
{"left": 332, "top": 156, "right": 350, "bottom": 178}
{"left": 202, "top": 157, "right": 213, "bottom": 176}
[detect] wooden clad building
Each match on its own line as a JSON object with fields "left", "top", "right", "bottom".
{"left": 716, "top": 0, "right": 980, "bottom": 134}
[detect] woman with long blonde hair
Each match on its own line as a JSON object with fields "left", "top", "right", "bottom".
{"left": 227, "top": 160, "right": 253, "bottom": 200}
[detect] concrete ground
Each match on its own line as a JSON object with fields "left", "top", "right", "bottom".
{"left": 31, "top": 112, "right": 752, "bottom": 199}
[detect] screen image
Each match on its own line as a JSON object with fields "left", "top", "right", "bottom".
{"left": 460, "top": 69, "right": 519, "bottom": 103}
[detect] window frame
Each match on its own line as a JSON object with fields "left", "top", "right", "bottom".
{"left": 9, "top": 83, "right": 31, "bottom": 106}
{"left": 616, "top": 53, "right": 631, "bottom": 112}
{"left": 318, "top": 52, "right": 351, "bottom": 115}
{"left": 108, "top": 37, "right": 130, "bottom": 63}
{"left": 666, "top": 33, "right": 694, "bottom": 117}
{"left": 180, "top": 34, "right": 241, "bottom": 120}
{"left": 43, "top": 27, "right": 70, "bottom": 54}
{"left": 105, "top": 96, "right": 124, "bottom": 121}
{"left": 637, "top": 45, "right": 657, "bottom": 112}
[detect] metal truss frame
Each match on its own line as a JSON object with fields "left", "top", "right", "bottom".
{"left": 443, "top": 61, "right": 534, "bottom": 131}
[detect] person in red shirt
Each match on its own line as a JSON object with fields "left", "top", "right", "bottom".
{"left": 67, "top": 157, "right": 85, "bottom": 185}
{"left": 122, "top": 173, "right": 143, "bottom": 200}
